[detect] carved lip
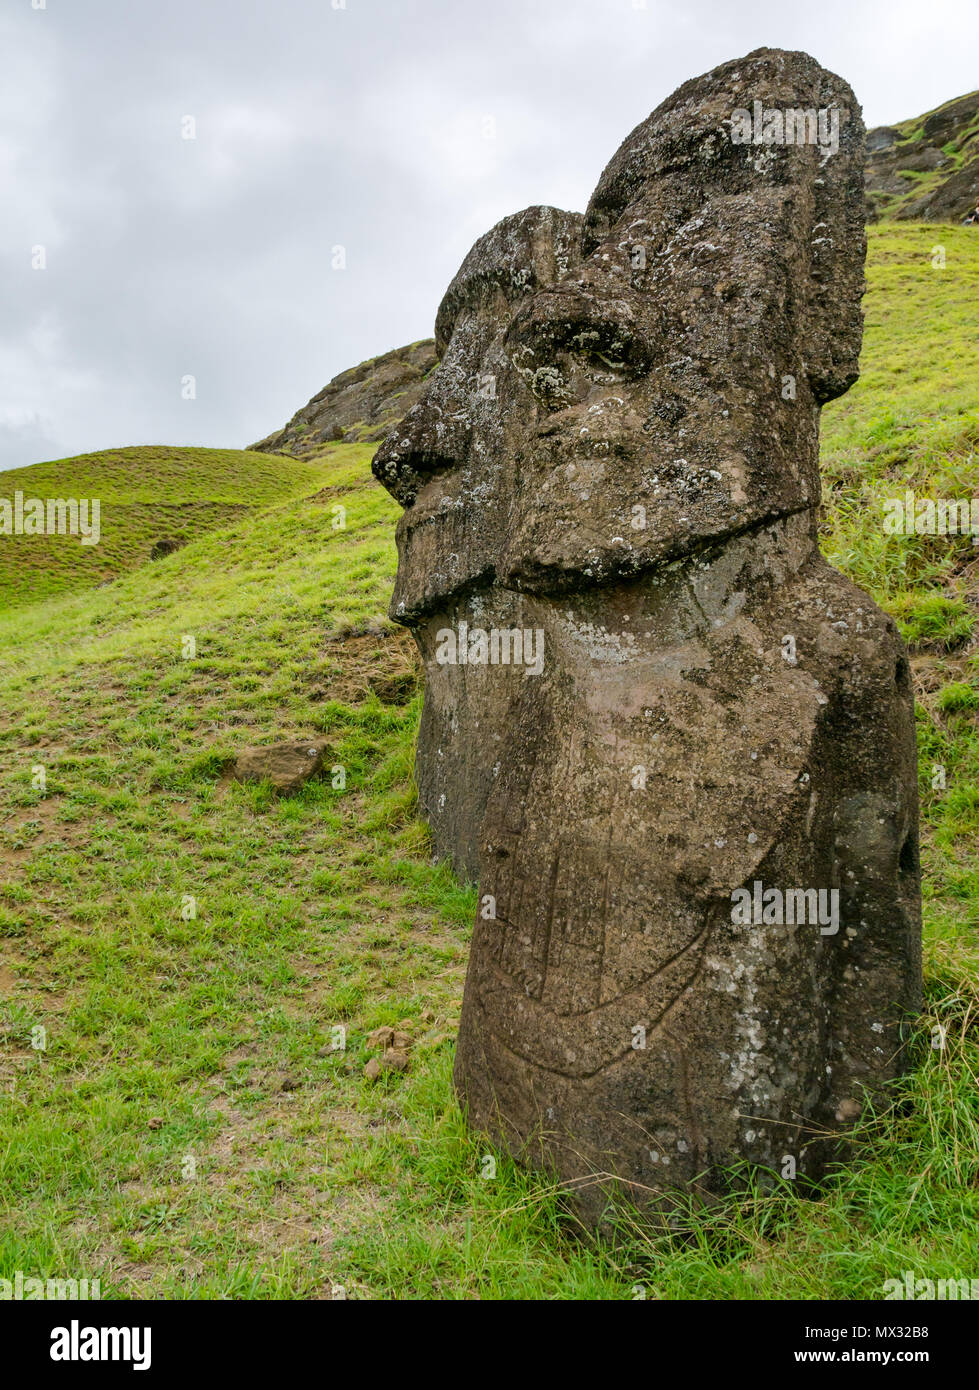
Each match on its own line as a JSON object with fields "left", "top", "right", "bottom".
{"left": 398, "top": 465, "right": 467, "bottom": 529}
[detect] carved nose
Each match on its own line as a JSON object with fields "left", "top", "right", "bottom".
{"left": 372, "top": 387, "right": 472, "bottom": 508}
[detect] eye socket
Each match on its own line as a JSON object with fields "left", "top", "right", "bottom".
{"left": 507, "top": 291, "right": 650, "bottom": 377}
{"left": 526, "top": 358, "right": 578, "bottom": 411}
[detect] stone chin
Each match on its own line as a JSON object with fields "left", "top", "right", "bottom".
{"left": 497, "top": 494, "right": 818, "bottom": 598}
{"left": 392, "top": 493, "right": 819, "bottom": 617}
{"left": 388, "top": 500, "right": 498, "bottom": 626}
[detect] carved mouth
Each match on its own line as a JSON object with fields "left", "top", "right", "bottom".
{"left": 400, "top": 465, "right": 466, "bottom": 528}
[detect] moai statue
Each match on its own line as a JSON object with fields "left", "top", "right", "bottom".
{"left": 373, "top": 48, "right": 922, "bottom": 1222}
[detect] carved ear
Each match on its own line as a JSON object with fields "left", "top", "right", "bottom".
{"left": 802, "top": 85, "right": 867, "bottom": 404}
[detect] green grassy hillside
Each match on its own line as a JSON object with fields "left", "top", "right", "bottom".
{"left": 0, "top": 446, "right": 334, "bottom": 608}
{"left": 0, "top": 225, "right": 977, "bottom": 1299}
{"left": 822, "top": 225, "right": 979, "bottom": 632}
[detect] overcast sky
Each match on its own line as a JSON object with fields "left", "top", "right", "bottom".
{"left": 2, "top": 0, "right": 977, "bottom": 472}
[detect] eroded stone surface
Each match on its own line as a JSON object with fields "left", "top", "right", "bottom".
{"left": 372, "top": 47, "right": 922, "bottom": 1221}
{"left": 232, "top": 741, "right": 329, "bottom": 796}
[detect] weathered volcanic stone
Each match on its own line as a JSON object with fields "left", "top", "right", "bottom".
{"left": 232, "top": 741, "right": 329, "bottom": 796}
{"left": 373, "top": 47, "right": 922, "bottom": 1221}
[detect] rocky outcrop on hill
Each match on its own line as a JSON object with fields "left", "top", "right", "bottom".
{"left": 865, "top": 90, "right": 979, "bottom": 221}
{"left": 250, "top": 340, "right": 437, "bottom": 455}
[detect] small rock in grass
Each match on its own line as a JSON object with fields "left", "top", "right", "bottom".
{"left": 232, "top": 741, "right": 330, "bottom": 796}
{"left": 363, "top": 1058, "right": 382, "bottom": 1081}
{"left": 150, "top": 537, "right": 185, "bottom": 560}
{"left": 835, "top": 1097, "right": 862, "bottom": 1123}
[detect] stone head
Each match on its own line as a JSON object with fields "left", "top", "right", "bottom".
{"left": 374, "top": 47, "right": 866, "bottom": 614}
